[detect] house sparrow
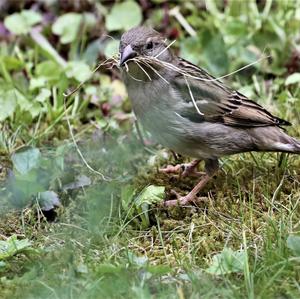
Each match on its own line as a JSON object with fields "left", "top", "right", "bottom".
{"left": 119, "top": 26, "right": 300, "bottom": 207}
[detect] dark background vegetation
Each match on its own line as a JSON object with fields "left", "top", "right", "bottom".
{"left": 0, "top": 0, "right": 300, "bottom": 298}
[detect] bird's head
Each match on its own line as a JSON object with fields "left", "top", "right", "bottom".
{"left": 119, "top": 26, "right": 174, "bottom": 66}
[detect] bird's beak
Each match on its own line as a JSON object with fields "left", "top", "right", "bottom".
{"left": 120, "top": 45, "right": 137, "bottom": 66}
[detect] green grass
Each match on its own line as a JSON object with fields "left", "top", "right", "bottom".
{"left": 0, "top": 1, "right": 300, "bottom": 298}
{"left": 1, "top": 148, "right": 300, "bottom": 298}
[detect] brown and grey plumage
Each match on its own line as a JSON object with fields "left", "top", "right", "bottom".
{"left": 119, "top": 26, "right": 300, "bottom": 206}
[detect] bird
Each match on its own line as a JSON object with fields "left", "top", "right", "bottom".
{"left": 118, "top": 26, "right": 300, "bottom": 207}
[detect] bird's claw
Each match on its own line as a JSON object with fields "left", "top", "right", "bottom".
{"left": 181, "top": 164, "right": 205, "bottom": 178}
{"left": 159, "top": 161, "right": 204, "bottom": 178}
{"left": 159, "top": 164, "right": 182, "bottom": 174}
{"left": 161, "top": 190, "right": 200, "bottom": 207}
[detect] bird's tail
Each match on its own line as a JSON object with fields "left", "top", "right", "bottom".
{"left": 252, "top": 127, "right": 300, "bottom": 154}
{"left": 270, "top": 134, "right": 300, "bottom": 154}
{"left": 286, "top": 136, "right": 300, "bottom": 154}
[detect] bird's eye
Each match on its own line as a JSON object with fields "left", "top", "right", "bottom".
{"left": 146, "top": 41, "right": 153, "bottom": 50}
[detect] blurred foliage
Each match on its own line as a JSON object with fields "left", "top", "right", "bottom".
{"left": 205, "top": 247, "right": 246, "bottom": 275}
{"left": 106, "top": 1, "right": 142, "bottom": 31}
{"left": 0, "top": 235, "right": 33, "bottom": 261}
{"left": 121, "top": 184, "right": 165, "bottom": 228}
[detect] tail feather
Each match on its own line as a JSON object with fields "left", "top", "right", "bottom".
{"left": 288, "top": 137, "right": 300, "bottom": 154}
{"left": 252, "top": 127, "right": 300, "bottom": 154}
{"left": 273, "top": 138, "right": 300, "bottom": 154}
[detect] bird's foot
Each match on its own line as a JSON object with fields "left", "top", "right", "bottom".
{"left": 159, "top": 164, "right": 182, "bottom": 174}
{"left": 181, "top": 165, "right": 205, "bottom": 178}
{"left": 161, "top": 173, "right": 212, "bottom": 207}
{"left": 159, "top": 160, "right": 203, "bottom": 178}
{"left": 162, "top": 190, "right": 203, "bottom": 207}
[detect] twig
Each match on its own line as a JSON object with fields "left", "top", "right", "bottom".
{"left": 184, "top": 75, "right": 204, "bottom": 115}
{"left": 170, "top": 6, "right": 197, "bottom": 37}
{"left": 63, "top": 57, "right": 118, "bottom": 97}
{"left": 137, "top": 55, "right": 270, "bottom": 84}
{"left": 63, "top": 96, "right": 111, "bottom": 181}
{"left": 155, "top": 39, "right": 177, "bottom": 59}
{"left": 140, "top": 60, "right": 169, "bottom": 84}
{"left": 134, "top": 60, "right": 152, "bottom": 81}
{"left": 124, "top": 61, "right": 144, "bottom": 82}
{"left": 62, "top": 57, "right": 119, "bottom": 181}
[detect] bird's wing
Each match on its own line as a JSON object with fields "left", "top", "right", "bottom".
{"left": 172, "top": 58, "right": 290, "bottom": 127}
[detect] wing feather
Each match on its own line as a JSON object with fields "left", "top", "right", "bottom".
{"left": 173, "top": 58, "right": 291, "bottom": 127}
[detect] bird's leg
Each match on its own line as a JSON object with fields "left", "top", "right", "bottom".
{"left": 159, "top": 159, "right": 203, "bottom": 178}
{"left": 170, "top": 150, "right": 179, "bottom": 161}
{"left": 181, "top": 159, "right": 204, "bottom": 177}
{"left": 165, "top": 174, "right": 212, "bottom": 207}
{"left": 163, "top": 159, "right": 219, "bottom": 207}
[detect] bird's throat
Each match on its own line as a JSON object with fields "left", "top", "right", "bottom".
{"left": 123, "top": 61, "right": 164, "bottom": 82}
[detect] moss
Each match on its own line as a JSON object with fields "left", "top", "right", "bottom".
{"left": 120, "top": 151, "right": 300, "bottom": 270}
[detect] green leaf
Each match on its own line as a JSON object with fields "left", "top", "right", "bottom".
{"left": 121, "top": 185, "right": 136, "bottom": 215}
{"left": 52, "top": 13, "right": 82, "bottom": 44}
{"left": 1, "top": 56, "right": 24, "bottom": 71}
{"left": 36, "top": 88, "right": 51, "bottom": 103}
{"left": 36, "top": 60, "right": 62, "bottom": 81}
{"left": 83, "top": 40, "right": 101, "bottom": 65}
{"left": 65, "top": 61, "right": 92, "bottom": 82}
{"left": 123, "top": 185, "right": 165, "bottom": 228}
{"left": 11, "top": 147, "right": 41, "bottom": 175}
{"left": 106, "top": 1, "right": 142, "bottom": 31}
{"left": 0, "top": 89, "right": 17, "bottom": 121}
{"left": 30, "top": 28, "right": 67, "bottom": 67}
{"left": 28, "top": 103, "right": 43, "bottom": 118}
{"left": 30, "top": 77, "right": 47, "bottom": 90}
{"left": 14, "top": 89, "right": 31, "bottom": 111}
{"left": 285, "top": 73, "right": 300, "bottom": 85}
{"left": 180, "top": 36, "right": 202, "bottom": 65}
{"left": 224, "top": 20, "right": 248, "bottom": 40}
{"left": 135, "top": 185, "right": 165, "bottom": 206}
{"left": 136, "top": 185, "right": 163, "bottom": 227}
{"left": 201, "top": 32, "right": 229, "bottom": 76}
{"left": 2, "top": 88, "right": 42, "bottom": 119}
{"left": 104, "top": 39, "right": 120, "bottom": 58}
{"left": 11, "top": 174, "right": 46, "bottom": 201}
{"left": 206, "top": 248, "right": 246, "bottom": 275}
{"left": 52, "top": 13, "right": 96, "bottom": 44}
{"left": 287, "top": 235, "right": 300, "bottom": 256}
{"left": 0, "top": 235, "right": 32, "bottom": 260}
{"left": 4, "top": 10, "right": 42, "bottom": 35}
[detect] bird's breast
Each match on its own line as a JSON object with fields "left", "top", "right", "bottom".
{"left": 123, "top": 76, "right": 221, "bottom": 159}
{"left": 125, "top": 76, "right": 170, "bottom": 118}
{"left": 124, "top": 78, "right": 196, "bottom": 152}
